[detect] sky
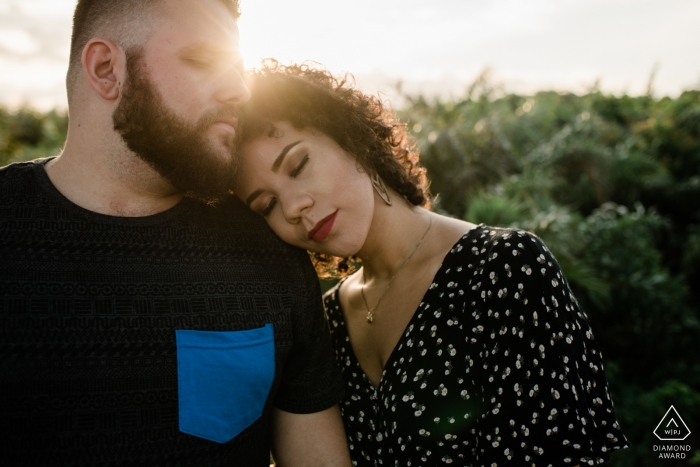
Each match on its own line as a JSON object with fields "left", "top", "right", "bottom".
{"left": 0, "top": 0, "right": 699, "bottom": 110}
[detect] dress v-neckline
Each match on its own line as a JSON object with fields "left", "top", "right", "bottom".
{"left": 334, "top": 229, "right": 478, "bottom": 391}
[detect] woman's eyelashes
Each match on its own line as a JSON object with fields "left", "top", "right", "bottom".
{"left": 261, "top": 198, "right": 277, "bottom": 217}
{"left": 290, "top": 155, "right": 309, "bottom": 178}
{"left": 258, "top": 155, "right": 308, "bottom": 217}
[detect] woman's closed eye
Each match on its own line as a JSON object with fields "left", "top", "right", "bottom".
{"left": 256, "top": 155, "right": 308, "bottom": 217}
{"left": 261, "top": 197, "right": 277, "bottom": 217}
{"left": 290, "top": 155, "right": 309, "bottom": 178}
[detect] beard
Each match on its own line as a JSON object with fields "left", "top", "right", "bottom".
{"left": 112, "top": 50, "right": 240, "bottom": 203}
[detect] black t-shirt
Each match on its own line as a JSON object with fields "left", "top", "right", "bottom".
{"left": 324, "top": 225, "right": 628, "bottom": 466}
{"left": 0, "top": 159, "right": 344, "bottom": 466}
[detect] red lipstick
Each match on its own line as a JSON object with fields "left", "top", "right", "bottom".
{"left": 308, "top": 211, "right": 338, "bottom": 242}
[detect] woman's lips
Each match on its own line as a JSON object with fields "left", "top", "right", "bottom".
{"left": 308, "top": 211, "right": 338, "bottom": 242}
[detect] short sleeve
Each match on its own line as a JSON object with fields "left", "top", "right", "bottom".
{"left": 471, "top": 230, "right": 628, "bottom": 465}
{"left": 272, "top": 250, "right": 345, "bottom": 413}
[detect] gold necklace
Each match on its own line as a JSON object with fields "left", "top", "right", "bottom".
{"left": 361, "top": 216, "right": 433, "bottom": 324}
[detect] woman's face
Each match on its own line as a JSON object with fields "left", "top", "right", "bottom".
{"left": 236, "top": 121, "right": 376, "bottom": 257}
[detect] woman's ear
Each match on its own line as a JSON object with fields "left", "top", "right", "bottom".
{"left": 81, "top": 38, "right": 125, "bottom": 101}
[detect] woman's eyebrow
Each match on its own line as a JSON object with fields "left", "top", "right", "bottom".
{"left": 271, "top": 140, "right": 302, "bottom": 172}
{"left": 246, "top": 139, "right": 304, "bottom": 206}
{"left": 245, "top": 189, "right": 263, "bottom": 207}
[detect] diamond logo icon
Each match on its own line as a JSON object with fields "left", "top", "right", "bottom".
{"left": 654, "top": 405, "right": 691, "bottom": 441}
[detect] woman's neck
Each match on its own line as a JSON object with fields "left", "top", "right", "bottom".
{"left": 356, "top": 196, "right": 434, "bottom": 282}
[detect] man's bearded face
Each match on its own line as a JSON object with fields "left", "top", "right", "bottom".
{"left": 113, "top": 51, "right": 240, "bottom": 203}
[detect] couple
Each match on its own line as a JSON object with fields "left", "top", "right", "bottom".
{"left": 0, "top": 1, "right": 627, "bottom": 467}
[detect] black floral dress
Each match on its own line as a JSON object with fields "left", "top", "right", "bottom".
{"left": 323, "top": 225, "right": 628, "bottom": 466}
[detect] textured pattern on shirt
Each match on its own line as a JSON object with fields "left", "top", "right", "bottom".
{"left": 0, "top": 159, "right": 344, "bottom": 466}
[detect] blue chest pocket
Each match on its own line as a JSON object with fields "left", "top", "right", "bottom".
{"left": 176, "top": 324, "right": 275, "bottom": 443}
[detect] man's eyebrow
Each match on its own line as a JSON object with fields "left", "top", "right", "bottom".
{"left": 245, "top": 189, "right": 263, "bottom": 207}
{"left": 179, "top": 43, "right": 243, "bottom": 64}
{"left": 272, "top": 140, "right": 302, "bottom": 173}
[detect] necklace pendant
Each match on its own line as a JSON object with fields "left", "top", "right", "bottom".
{"left": 366, "top": 311, "right": 374, "bottom": 324}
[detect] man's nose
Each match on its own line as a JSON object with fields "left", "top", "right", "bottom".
{"left": 215, "top": 66, "right": 251, "bottom": 106}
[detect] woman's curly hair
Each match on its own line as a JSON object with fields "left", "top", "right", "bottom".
{"left": 239, "top": 60, "right": 430, "bottom": 277}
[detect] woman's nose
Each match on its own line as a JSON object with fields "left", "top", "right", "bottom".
{"left": 282, "top": 194, "right": 313, "bottom": 224}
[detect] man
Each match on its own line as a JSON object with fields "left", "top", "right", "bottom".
{"left": 0, "top": 1, "right": 350, "bottom": 465}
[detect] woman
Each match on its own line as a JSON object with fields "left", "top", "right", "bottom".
{"left": 235, "top": 61, "right": 628, "bottom": 466}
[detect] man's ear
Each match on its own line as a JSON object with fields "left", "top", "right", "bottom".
{"left": 81, "top": 38, "right": 126, "bottom": 101}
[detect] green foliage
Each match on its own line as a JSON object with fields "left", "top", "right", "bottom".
{"left": 464, "top": 191, "right": 524, "bottom": 227}
{"left": 4, "top": 80, "right": 699, "bottom": 465}
{"left": 401, "top": 82, "right": 700, "bottom": 466}
{"left": 0, "top": 106, "right": 68, "bottom": 167}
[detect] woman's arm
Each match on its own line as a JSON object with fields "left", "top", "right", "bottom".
{"left": 270, "top": 405, "right": 351, "bottom": 467}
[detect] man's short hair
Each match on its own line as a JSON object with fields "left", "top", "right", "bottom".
{"left": 66, "top": 0, "right": 241, "bottom": 102}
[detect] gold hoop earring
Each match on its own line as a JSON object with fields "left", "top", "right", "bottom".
{"left": 372, "top": 173, "right": 392, "bottom": 206}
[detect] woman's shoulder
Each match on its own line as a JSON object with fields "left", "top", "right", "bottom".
{"left": 460, "top": 223, "right": 541, "bottom": 244}
{"left": 451, "top": 223, "right": 551, "bottom": 263}
{"left": 322, "top": 278, "right": 347, "bottom": 318}
{"left": 439, "top": 224, "right": 561, "bottom": 298}
{"left": 322, "top": 279, "right": 341, "bottom": 301}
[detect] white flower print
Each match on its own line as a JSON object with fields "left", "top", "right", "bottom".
{"left": 321, "top": 226, "right": 628, "bottom": 467}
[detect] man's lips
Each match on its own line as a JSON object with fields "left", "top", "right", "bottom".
{"left": 307, "top": 211, "right": 338, "bottom": 242}
{"left": 212, "top": 117, "right": 238, "bottom": 134}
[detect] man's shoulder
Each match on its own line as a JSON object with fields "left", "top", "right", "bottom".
{"left": 207, "top": 195, "right": 261, "bottom": 220}
{"left": 187, "top": 195, "right": 270, "bottom": 235}
{"left": 0, "top": 159, "right": 50, "bottom": 208}
{"left": 189, "top": 195, "right": 308, "bottom": 259}
{"left": 0, "top": 158, "right": 44, "bottom": 189}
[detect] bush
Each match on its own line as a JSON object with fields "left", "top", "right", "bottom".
{"left": 0, "top": 106, "right": 68, "bottom": 167}
{"left": 401, "top": 83, "right": 700, "bottom": 466}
